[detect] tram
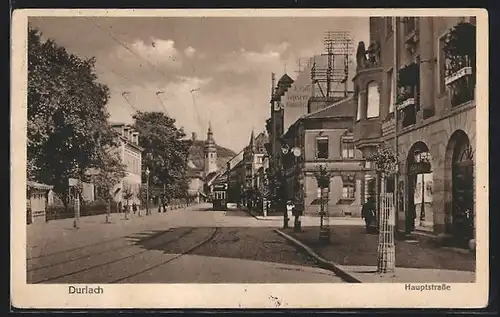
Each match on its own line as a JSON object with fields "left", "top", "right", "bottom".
{"left": 212, "top": 183, "right": 228, "bottom": 210}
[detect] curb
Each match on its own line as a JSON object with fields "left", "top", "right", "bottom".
{"left": 274, "top": 229, "right": 362, "bottom": 283}
{"left": 241, "top": 208, "right": 276, "bottom": 221}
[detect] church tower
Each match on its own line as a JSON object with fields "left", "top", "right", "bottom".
{"left": 204, "top": 122, "right": 218, "bottom": 175}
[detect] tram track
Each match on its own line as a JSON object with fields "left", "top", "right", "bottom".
{"left": 30, "top": 228, "right": 196, "bottom": 284}
{"left": 27, "top": 229, "right": 175, "bottom": 272}
{"left": 111, "top": 227, "right": 220, "bottom": 283}
{"left": 30, "top": 227, "right": 220, "bottom": 284}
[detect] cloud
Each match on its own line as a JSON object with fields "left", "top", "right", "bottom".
{"left": 106, "top": 74, "right": 264, "bottom": 151}
{"left": 112, "top": 37, "right": 182, "bottom": 70}
{"left": 214, "top": 42, "right": 290, "bottom": 75}
{"left": 184, "top": 46, "right": 196, "bottom": 58}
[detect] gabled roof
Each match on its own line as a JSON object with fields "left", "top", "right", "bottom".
{"left": 302, "top": 96, "right": 355, "bottom": 119}
{"left": 278, "top": 73, "right": 294, "bottom": 84}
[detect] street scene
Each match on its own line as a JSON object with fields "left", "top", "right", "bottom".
{"left": 25, "top": 14, "right": 477, "bottom": 285}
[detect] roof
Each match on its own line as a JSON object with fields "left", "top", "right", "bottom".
{"left": 27, "top": 181, "right": 53, "bottom": 190}
{"left": 278, "top": 73, "right": 294, "bottom": 84}
{"left": 302, "top": 96, "right": 355, "bottom": 119}
{"left": 283, "top": 97, "right": 355, "bottom": 139}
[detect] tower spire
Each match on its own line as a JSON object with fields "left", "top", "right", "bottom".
{"left": 249, "top": 127, "right": 256, "bottom": 151}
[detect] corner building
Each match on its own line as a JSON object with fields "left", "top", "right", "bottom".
{"left": 353, "top": 16, "right": 476, "bottom": 246}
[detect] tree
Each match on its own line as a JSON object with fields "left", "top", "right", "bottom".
{"left": 89, "top": 150, "right": 127, "bottom": 222}
{"left": 133, "top": 111, "right": 192, "bottom": 201}
{"left": 28, "top": 26, "right": 116, "bottom": 211}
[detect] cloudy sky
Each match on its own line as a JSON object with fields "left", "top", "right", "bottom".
{"left": 29, "top": 16, "right": 369, "bottom": 152}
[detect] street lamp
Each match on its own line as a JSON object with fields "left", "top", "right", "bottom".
{"left": 280, "top": 142, "right": 302, "bottom": 230}
{"left": 145, "top": 167, "right": 151, "bottom": 215}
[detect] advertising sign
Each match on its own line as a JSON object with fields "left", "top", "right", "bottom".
{"left": 414, "top": 173, "right": 433, "bottom": 204}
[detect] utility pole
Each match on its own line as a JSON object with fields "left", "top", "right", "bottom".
{"left": 393, "top": 16, "right": 400, "bottom": 236}
{"left": 155, "top": 91, "right": 168, "bottom": 114}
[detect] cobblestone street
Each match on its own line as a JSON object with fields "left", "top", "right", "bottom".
{"left": 27, "top": 205, "right": 344, "bottom": 284}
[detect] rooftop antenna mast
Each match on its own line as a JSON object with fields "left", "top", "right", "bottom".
{"left": 295, "top": 57, "right": 307, "bottom": 77}
{"left": 313, "top": 31, "right": 353, "bottom": 98}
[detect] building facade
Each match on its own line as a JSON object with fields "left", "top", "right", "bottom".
{"left": 265, "top": 73, "right": 294, "bottom": 210}
{"left": 283, "top": 97, "right": 366, "bottom": 217}
{"left": 110, "top": 123, "right": 144, "bottom": 206}
{"left": 353, "top": 16, "right": 476, "bottom": 246}
{"left": 241, "top": 130, "right": 268, "bottom": 209}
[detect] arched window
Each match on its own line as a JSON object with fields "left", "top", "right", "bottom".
{"left": 366, "top": 81, "right": 380, "bottom": 118}
{"left": 356, "top": 93, "right": 362, "bottom": 121}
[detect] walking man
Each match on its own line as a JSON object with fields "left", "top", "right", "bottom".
{"left": 361, "top": 196, "right": 376, "bottom": 233}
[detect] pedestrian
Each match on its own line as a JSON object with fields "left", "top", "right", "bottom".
{"left": 361, "top": 196, "right": 376, "bottom": 233}
{"left": 132, "top": 202, "right": 137, "bottom": 214}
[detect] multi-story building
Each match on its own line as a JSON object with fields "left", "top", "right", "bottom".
{"left": 265, "top": 73, "right": 294, "bottom": 206}
{"left": 353, "top": 17, "right": 476, "bottom": 246}
{"left": 242, "top": 130, "right": 268, "bottom": 208}
{"left": 110, "top": 123, "right": 143, "bottom": 206}
{"left": 282, "top": 97, "right": 366, "bottom": 217}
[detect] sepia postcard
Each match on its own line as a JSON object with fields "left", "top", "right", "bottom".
{"left": 11, "top": 8, "right": 489, "bottom": 309}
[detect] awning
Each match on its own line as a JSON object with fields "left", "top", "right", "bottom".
{"left": 27, "top": 181, "right": 53, "bottom": 191}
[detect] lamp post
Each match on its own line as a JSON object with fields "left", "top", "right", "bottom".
{"left": 72, "top": 179, "right": 80, "bottom": 229}
{"left": 280, "top": 142, "right": 302, "bottom": 230}
{"left": 314, "top": 165, "right": 332, "bottom": 243}
{"left": 145, "top": 167, "right": 150, "bottom": 216}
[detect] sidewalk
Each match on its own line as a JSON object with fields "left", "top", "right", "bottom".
{"left": 241, "top": 206, "right": 364, "bottom": 226}
{"left": 27, "top": 203, "right": 208, "bottom": 257}
{"left": 275, "top": 224, "right": 475, "bottom": 283}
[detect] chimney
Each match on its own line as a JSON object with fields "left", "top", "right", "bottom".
{"left": 192, "top": 132, "right": 197, "bottom": 141}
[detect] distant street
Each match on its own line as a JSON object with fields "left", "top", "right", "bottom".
{"left": 27, "top": 204, "right": 344, "bottom": 284}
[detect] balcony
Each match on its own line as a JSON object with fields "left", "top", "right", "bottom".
{"left": 353, "top": 117, "right": 382, "bottom": 151}
{"left": 443, "top": 22, "right": 476, "bottom": 108}
{"left": 403, "top": 17, "right": 419, "bottom": 53}
{"left": 397, "top": 89, "right": 417, "bottom": 128}
{"left": 396, "top": 62, "right": 419, "bottom": 129}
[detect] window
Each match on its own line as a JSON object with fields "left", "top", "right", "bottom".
{"left": 366, "top": 82, "right": 380, "bottom": 118}
{"left": 316, "top": 137, "right": 329, "bottom": 159}
{"left": 356, "top": 93, "right": 362, "bottom": 121}
{"left": 386, "top": 17, "right": 393, "bottom": 34}
{"left": 403, "top": 17, "right": 417, "bottom": 35}
{"left": 438, "top": 34, "right": 447, "bottom": 95}
{"left": 388, "top": 68, "right": 395, "bottom": 113}
{"left": 341, "top": 138, "right": 355, "bottom": 159}
{"left": 342, "top": 185, "right": 355, "bottom": 199}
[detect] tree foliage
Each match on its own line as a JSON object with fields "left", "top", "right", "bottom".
{"left": 89, "top": 150, "right": 127, "bottom": 201}
{"left": 132, "top": 111, "right": 192, "bottom": 200}
{"left": 313, "top": 165, "right": 333, "bottom": 189}
{"left": 367, "top": 143, "right": 403, "bottom": 175}
{"left": 28, "top": 26, "right": 122, "bottom": 208}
